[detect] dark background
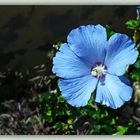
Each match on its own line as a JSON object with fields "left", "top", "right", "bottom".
{"left": 0, "top": 6, "right": 137, "bottom": 73}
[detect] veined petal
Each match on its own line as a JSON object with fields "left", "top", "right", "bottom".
{"left": 95, "top": 74, "right": 133, "bottom": 109}
{"left": 105, "top": 33, "right": 138, "bottom": 76}
{"left": 59, "top": 75, "right": 98, "bottom": 107}
{"left": 119, "top": 76, "right": 131, "bottom": 85}
{"left": 52, "top": 43, "right": 90, "bottom": 79}
{"left": 67, "top": 24, "right": 107, "bottom": 66}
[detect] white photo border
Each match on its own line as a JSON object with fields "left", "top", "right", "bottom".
{"left": 0, "top": 0, "right": 139, "bottom": 5}
{"left": 0, "top": 0, "right": 139, "bottom": 140}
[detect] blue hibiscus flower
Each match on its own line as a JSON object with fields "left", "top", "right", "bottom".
{"left": 52, "top": 24, "right": 138, "bottom": 109}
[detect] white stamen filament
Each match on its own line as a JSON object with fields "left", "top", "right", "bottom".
{"left": 91, "top": 64, "right": 107, "bottom": 78}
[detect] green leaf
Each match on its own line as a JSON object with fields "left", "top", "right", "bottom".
{"left": 45, "top": 116, "right": 53, "bottom": 123}
{"left": 57, "top": 41, "right": 63, "bottom": 49}
{"left": 57, "top": 109, "right": 65, "bottom": 116}
{"left": 66, "top": 110, "right": 71, "bottom": 116}
{"left": 106, "top": 25, "right": 116, "bottom": 40}
{"left": 101, "top": 110, "right": 108, "bottom": 118}
{"left": 87, "top": 98, "right": 93, "bottom": 106}
{"left": 67, "top": 119, "right": 73, "bottom": 125}
{"left": 131, "top": 68, "right": 140, "bottom": 80}
{"left": 133, "top": 30, "right": 140, "bottom": 43}
{"left": 82, "top": 107, "right": 96, "bottom": 117}
{"left": 55, "top": 122, "right": 65, "bottom": 130}
{"left": 90, "top": 124, "right": 101, "bottom": 134}
{"left": 134, "top": 60, "right": 140, "bottom": 68}
{"left": 46, "top": 110, "right": 52, "bottom": 116}
{"left": 58, "top": 96, "right": 65, "bottom": 102}
{"left": 47, "top": 49, "right": 55, "bottom": 59}
{"left": 111, "top": 118, "right": 116, "bottom": 125}
{"left": 102, "top": 125, "right": 114, "bottom": 134}
{"left": 136, "top": 43, "right": 140, "bottom": 49}
{"left": 115, "top": 126, "right": 128, "bottom": 135}
{"left": 64, "top": 124, "right": 68, "bottom": 130}
{"left": 126, "top": 20, "right": 140, "bottom": 30}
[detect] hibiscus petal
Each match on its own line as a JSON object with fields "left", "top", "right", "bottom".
{"left": 52, "top": 43, "right": 90, "bottom": 79}
{"left": 59, "top": 75, "right": 98, "bottom": 107}
{"left": 67, "top": 24, "right": 107, "bottom": 66}
{"left": 119, "top": 76, "right": 131, "bottom": 85}
{"left": 95, "top": 74, "right": 133, "bottom": 109}
{"left": 105, "top": 33, "right": 138, "bottom": 76}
